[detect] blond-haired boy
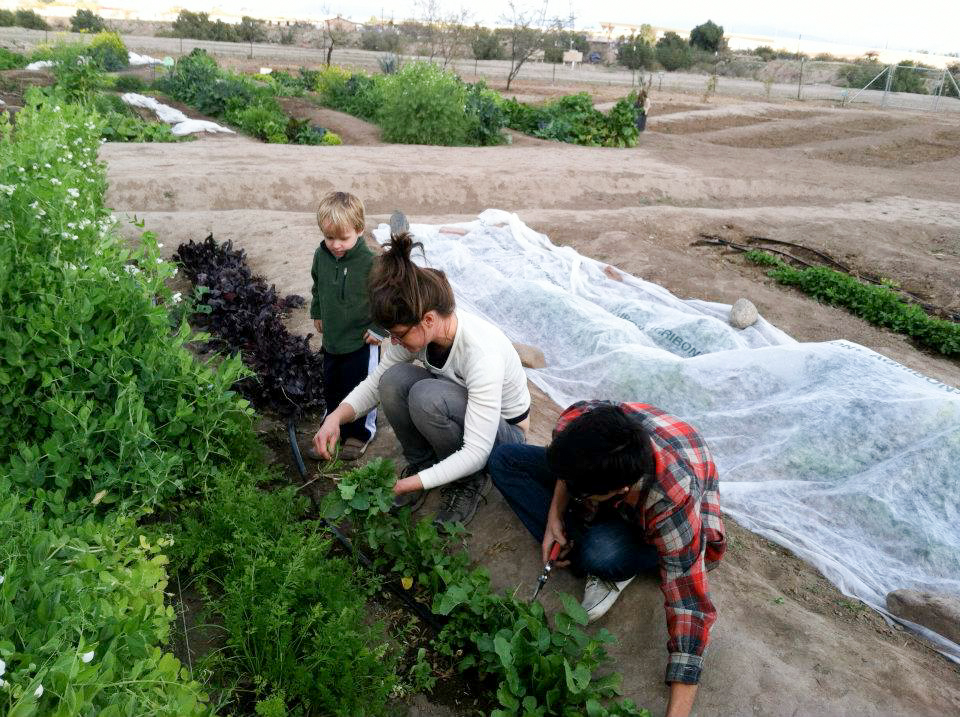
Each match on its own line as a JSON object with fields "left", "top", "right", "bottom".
{"left": 307, "top": 191, "right": 383, "bottom": 461}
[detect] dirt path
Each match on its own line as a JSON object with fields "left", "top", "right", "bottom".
{"left": 103, "top": 98, "right": 960, "bottom": 716}
{"left": 276, "top": 96, "right": 383, "bottom": 145}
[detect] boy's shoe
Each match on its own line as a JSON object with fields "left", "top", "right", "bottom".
{"left": 340, "top": 437, "right": 369, "bottom": 462}
{"left": 433, "top": 473, "right": 491, "bottom": 528}
{"left": 581, "top": 575, "right": 636, "bottom": 623}
{"left": 389, "top": 210, "right": 409, "bottom": 235}
{"left": 392, "top": 462, "right": 430, "bottom": 512}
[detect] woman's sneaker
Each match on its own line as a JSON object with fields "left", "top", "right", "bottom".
{"left": 581, "top": 575, "right": 636, "bottom": 623}
{"left": 434, "top": 473, "right": 491, "bottom": 528}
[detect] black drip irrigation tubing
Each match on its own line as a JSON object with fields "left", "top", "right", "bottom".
{"left": 286, "top": 419, "right": 446, "bottom": 632}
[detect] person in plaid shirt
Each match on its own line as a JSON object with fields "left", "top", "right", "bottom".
{"left": 489, "top": 400, "right": 725, "bottom": 717}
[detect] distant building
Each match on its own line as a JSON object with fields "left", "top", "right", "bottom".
{"left": 323, "top": 16, "right": 364, "bottom": 33}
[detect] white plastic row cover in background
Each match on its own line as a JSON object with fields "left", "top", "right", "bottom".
{"left": 120, "top": 93, "right": 234, "bottom": 136}
{"left": 373, "top": 209, "right": 960, "bottom": 661}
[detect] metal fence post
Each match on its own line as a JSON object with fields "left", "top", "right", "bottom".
{"left": 797, "top": 57, "right": 804, "bottom": 100}
{"left": 933, "top": 69, "right": 946, "bottom": 111}
{"left": 881, "top": 64, "right": 894, "bottom": 108}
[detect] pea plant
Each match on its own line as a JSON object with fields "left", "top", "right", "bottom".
{"left": 323, "top": 460, "right": 650, "bottom": 717}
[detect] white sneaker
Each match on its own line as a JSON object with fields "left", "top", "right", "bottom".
{"left": 581, "top": 575, "right": 636, "bottom": 623}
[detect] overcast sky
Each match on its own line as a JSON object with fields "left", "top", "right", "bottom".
{"left": 26, "top": 1, "right": 959, "bottom": 54}
{"left": 234, "top": 0, "right": 959, "bottom": 54}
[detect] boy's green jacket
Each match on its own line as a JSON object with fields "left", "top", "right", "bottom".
{"left": 310, "top": 239, "right": 382, "bottom": 355}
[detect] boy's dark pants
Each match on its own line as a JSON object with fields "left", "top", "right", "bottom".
{"left": 489, "top": 444, "right": 658, "bottom": 581}
{"left": 323, "top": 344, "right": 378, "bottom": 443}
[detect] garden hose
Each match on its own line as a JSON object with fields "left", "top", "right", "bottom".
{"left": 286, "top": 419, "right": 446, "bottom": 632}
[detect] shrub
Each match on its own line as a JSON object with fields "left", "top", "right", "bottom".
{"left": 113, "top": 73, "right": 147, "bottom": 92}
{"left": 225, "top": 98, "right": 289, "bottom": 142}
{"left": 837, "top": 58, "right": 931, "bottom": 94}
{"left": 378, "top": 52, "right": 402, "bottom": 74}
{"left": 0, "top": 9, "right": 14, "bottom": 27}
{"left": 689, "top": 20, "right": 725, "bottom": 53}
{"left": 71, "top": 8, "right": 107, "bottom": 33}
{"left": 49, "top": 43, "right": 105, "bottom": 101}
{"left": 156, "top": 49, "right": 259, "bottom": 117}
{"left": 656, "top": 32, "right": 693, "bottom": 71}
{"left": 0, "top": 47, "right": 27, "bottom": 70}
{"left": 617, "top": 34, "right": 656, "bottom": 71}
{"left": 88, "top": 31, "right": 130, "bottom": 71}
{"left": 465, "top": 80, "right": 507, "bottom": 146}
{"left": 318, "top": 70, "right": 384, "bottom": 121}
{"left": 379, "top": 62, "right": 470, "bottom": 145}
{"left": 14, "top": 8, "right": 49, "bottom": 30}
{"left": 471, "top": 24, "right": 504, "bottom": 60}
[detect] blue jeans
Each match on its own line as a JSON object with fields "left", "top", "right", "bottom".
{"left": 489, "top": 444, "right": 658, "bottom": 581}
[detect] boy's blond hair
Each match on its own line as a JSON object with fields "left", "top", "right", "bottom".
{"left": 316, "top": 191, "right": 365, "bottom": 233}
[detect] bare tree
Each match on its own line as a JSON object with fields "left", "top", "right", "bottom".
{"left": 436, "top": 8, "right": 471, "bottom": 68}
{"left": 321, "top": 15, "right": 351, "bottom": 66}
{"left": 502, "top": 1, "right": 548, "bottom": 91}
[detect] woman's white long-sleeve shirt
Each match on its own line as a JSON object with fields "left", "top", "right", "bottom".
{"left": 342, "top": 309, "right": 531, "bottom": 489}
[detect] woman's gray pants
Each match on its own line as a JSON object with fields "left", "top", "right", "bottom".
{"left": 378, "top": 363, "right": 526, "bottom": 478}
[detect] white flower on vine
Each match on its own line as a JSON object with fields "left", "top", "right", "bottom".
{"left": 49, "top": 177, "right": 61, "bottom": 186}
{"left": 0, "top": 184, "right": 14, "bottom": 196}
{"left": 0, "top": 657, "right": 5, "bottom": 674}
{"left": 171, "top": 292, "right": 182, "bottom": 304}
{"left": 67, "top": 188, "right": 80, "bottom": 198}
{"left": 34, "top": 684, "right": 43, "bottom": 698}
{"left": 81, "top": 651, "right": 94, "bottom": 663}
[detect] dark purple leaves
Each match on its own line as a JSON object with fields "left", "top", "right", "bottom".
{"left": 174, "top": 234, "right": 323, "bottom": 417}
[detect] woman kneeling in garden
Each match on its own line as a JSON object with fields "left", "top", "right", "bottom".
{"left": 312, "top": 226, "right": 530, "bottom": 526}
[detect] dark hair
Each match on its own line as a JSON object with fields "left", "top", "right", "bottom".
{"left": 546, "top": 403, "right": 654, "bottom": 496}
{"left": 369, "top": 231, "right": 455, "bottom": 328}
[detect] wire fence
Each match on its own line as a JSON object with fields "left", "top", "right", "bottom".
{"left": 3, "top": 26, "right": 959, "bottom": 114}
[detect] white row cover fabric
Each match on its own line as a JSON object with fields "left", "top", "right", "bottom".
{"left": 120, "top": 93, "right": 234, "bottom": 136}
{"left": 373, "top": 209, "right": 960, "bottom": 660}
{"left": 25, "top": 53, "right": 158, "bottom": 71}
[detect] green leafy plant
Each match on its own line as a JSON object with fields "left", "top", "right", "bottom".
{"left": 171, "top": 469, "right": 399, "bottom": 716}
{"left": 113, "top": 73, "right": 147, "bottom": 93}
{"left": 14, "top": 8, "right": 49, "bottom": 30}
{"left": 88, "top": 32, "right": 130, "bottom": 71}
{"left": 655, "top": 32, "right": 693, "bottom": 71}
{"left": 0, "top": 47, "right": 27, "bottom": 71}
{"left": 322, "top": 460, "right": 650, "bottom": 716}
{"left": 745, "top": 251, "right": 960, "bottom": 356}
{"left": 503, "top": 92, "right": 639, "bottom": 147}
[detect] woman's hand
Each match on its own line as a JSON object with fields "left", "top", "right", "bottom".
{"left": 393, "top": 474, "right": 424, "bottom": 495}
{"left": 364, "top": 329, "right": 383, "bottom": 345}
{"left": 312, "top": 416, "right": 341, "bottom": 460}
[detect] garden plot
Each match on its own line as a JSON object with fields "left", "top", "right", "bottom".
{"left": 650, "top": 104, "right": 827, "bottom": 135}
{"left": 709, "top": 113, "right": 906, "bottom": 148}
{"left": 373, "top": 210, "right": 960, "bottom": 663}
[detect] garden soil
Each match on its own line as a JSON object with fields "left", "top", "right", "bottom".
{"left": 104, "top": 92, "right": 960, "bottom": 716}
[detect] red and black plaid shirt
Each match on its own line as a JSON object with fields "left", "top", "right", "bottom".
{"left": 555, "top": 401, "right": 726, "bottom": 685}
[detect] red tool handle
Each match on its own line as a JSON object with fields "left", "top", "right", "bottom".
{"left": 548, "top": 542, "right": 562, "bottom": 562}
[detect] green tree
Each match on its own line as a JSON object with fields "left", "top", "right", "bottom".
{"left": 470, "top": 24, "right": 503, "bottom": 60}
{"left": 71, "top": 9, "right": 106, "bottom": 33}
{"left": 656, "top": 31, "right": 693, "bottom": 71}
{"left": 689, "top": 20, "right": 725, "bottom": 53}
{"left": 15, "top": 9, "right": 49, "bottom": 30}
{"left": 238, "top": 16, "right": 267, "bottom": 42}
{"left": 0, "top": 10, "right": 14, "bottom": 27}
{"left": 172, "top": 10, "right": 211, "bottom": 40}
{"left": 617, "top": 33, "right": 655, "bottom": 71}
{"left": 543, "top": 29, "right": 588, "bottom": 63}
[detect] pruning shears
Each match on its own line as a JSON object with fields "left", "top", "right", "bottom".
{"left": 531, "top": 542, "right": 563, "bottom": 602}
